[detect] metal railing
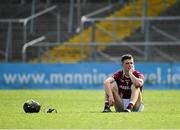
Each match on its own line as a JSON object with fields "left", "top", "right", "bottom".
{"left": 20, "top": 15, "right": 180, "bottom": 63}
{"left": 28, "top": 40, "right": 180, "bottom": 63}
{"left": 79, "top": 16, "right": 180, "bottom": 62}
{"left": 0, "top": 5, "right": 57, "bottom": 62}
{"left": 22, "top": 5, "right": 57, "bottom": 44}
{"left": 18, "top": 1, "right": 180, "bottom": 63}
{"left": 1, "top": 1, "right": 180, "bottom": 63}
{"left": 77, "top": 0, "right": 179, "bottom": 62}
{"left": 22, "top": 36, "right": 46, "bottom": 62}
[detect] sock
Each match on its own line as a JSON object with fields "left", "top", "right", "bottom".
{"left": 104, "top": 94, "right": 110, "bottom": 108}
{"left": 127, "top": 103, "right": 133, "bottom": 110}
{"left": 105, "top": 102, "right": 110, "bottom": 108}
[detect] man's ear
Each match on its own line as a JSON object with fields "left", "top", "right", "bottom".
{"left": 121, "top": 63, "right": 123, "bottom": 68}
{"left": 121, "top": 61, "right": 124, "bottom": 66}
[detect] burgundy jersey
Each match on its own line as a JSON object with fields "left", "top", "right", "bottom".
{"left": 112, "top": 70, "right": 144, "bottom": 99}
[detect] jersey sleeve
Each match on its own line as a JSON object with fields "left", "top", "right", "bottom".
{"left": 112, "top": 71, "right": 122, "bottom": 82}
{"left": 134, "top": 71, "right": 144, "bottom": 87}
{"left": 133, "top": 71, "right": 144, "bottom": 88}
{"left": 134, "top": 71, "right": 144, "bottom": 80}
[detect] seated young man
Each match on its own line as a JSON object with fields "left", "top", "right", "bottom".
{"left": 103, "top": 54, "right": 144, "bottom": 112}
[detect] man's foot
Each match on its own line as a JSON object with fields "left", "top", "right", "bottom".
{"left": 102, "top": 106, "right": 111, "bottom": 113}
{"left": 124, "top": 109, "right": 131, "bottom": 112}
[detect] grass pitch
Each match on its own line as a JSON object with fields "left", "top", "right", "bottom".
{"left": 0, "top": 89, "right": 180, "bottom": 129}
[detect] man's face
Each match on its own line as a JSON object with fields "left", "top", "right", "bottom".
{"left": 122, "top": 58, "right": 134, "bottom": 72}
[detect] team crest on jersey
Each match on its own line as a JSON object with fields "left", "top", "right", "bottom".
{"left": 125, "top": 79, "right": 130, "bottom": 85}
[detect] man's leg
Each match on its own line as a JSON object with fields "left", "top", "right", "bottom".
{"left": 103, "top": 94, "right": 111, "bottom": 112}
{"left": 103, "top": 82, "right": 124, "bottom": 112}
{"left": 125, "top": 84, "right": 143, "bottom": 112}
{"left": 111, "top": 82, "right": 124, "bottom": 112}
{"left": 133, "top": 91, "right": 144, "bottom": 112}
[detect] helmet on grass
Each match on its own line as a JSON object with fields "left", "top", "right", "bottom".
{"left": 23, "top": 99, "right": 41, "bottom": 113}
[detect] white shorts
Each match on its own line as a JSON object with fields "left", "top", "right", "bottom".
{"left": 122, "top": 99, "right": 144, "bottom": 112}
{"left": 122, "top": 99, "right": 131, "bottom": 110}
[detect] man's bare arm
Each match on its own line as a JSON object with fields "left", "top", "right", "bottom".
{"left": 129, "top": 69, "right": 144, "bottom": 87}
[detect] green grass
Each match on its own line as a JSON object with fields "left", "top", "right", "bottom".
{"left": 0, "top": 89, "right": 180, "bottom": 129}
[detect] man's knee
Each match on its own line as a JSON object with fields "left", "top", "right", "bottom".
{"left": 111, "top": 82, "right": 118, "bottom": 93}
{"left": 104, "top": 80, "right": 118, "bottom": 90}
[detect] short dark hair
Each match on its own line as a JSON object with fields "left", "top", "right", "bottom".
{"left": 121, "top": 54, "right": 133, "bottom": 63}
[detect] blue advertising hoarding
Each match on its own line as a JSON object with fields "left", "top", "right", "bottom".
{"left": 0, "top": 63, "right": 180, "bottom": 89}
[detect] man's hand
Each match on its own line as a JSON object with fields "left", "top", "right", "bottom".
{"left": 129, "top": 68, "right": 144, "bottom": 87}
{"left": 129, "top": 67, "right": 135, "bottom": 75}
